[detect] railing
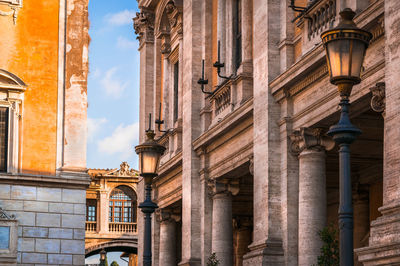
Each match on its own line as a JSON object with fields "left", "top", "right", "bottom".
{"left": 109, "top": 222, "right": 137, "bottom": 233}
{"left": 85, "top": 221, "right": 97, "bottom": 232}
{"left": 211, "top": 84, "right": 231, "bottom": 115}
{"left": 306, "top": 0, "right": 336, "bottom": 40}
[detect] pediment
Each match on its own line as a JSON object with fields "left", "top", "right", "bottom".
{"left": 104, "top": 162, "right": 139, "bottom": 177}
{"left": 0, "top": 69, "right": 26, "bottom": 92}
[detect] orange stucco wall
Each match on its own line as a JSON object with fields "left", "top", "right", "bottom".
{"left": 0, "top": 0, "right": 59, "bottom": 175}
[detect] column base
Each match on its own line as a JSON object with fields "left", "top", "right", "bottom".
{"left": 178, "top": 258, "right": 201, "bottom": 266}
{"left": 355, "top": 202, "right": 400, "bottom": 265}
{"left": 242, "top": 240, "right": 284, "bottom": 266}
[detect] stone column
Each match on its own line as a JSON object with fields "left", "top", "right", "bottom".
{"left": 209, "top": 179, "right": 239, "bottom": 266}
{"left": 290, "top": 128, "right": 334, "bottom": 266}
{"left": 99, "top": 190, "right": 108, "bottom": 233}
{"left": 157, "top": 209, "right": 177, "bottom": 266}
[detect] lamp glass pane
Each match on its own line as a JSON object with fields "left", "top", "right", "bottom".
{"left": 327, "top": 39, "right": 351, "bottom": 78}
{"left": 350, "top": 40, "right": 366, "bottom": 78}
{"left": 139, "top": 150, "right": 160, "bottom": 175}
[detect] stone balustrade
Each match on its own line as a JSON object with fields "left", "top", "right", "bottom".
{"left": 306, "top": 0, "right": 336, "bottom": 40}
{"left": 85, "top": 221, "right": 97, "bottom": 232}
{"left": 108, "top": 222, "right": 137, "bottom": 233}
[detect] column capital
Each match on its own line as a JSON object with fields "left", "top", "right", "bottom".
{"left": 156, "top": 208, "right": 181, "bottom": 223}
{"left": 207, "top": 178, "right": 240, "bottom": 197}
{"left": 133, "top": 9, "right": 155, "bottom": 48}
{"left": 370, "top": 82, "right": 385, "bottom": 114}
{"left": 289, "top": 127, "right": 334, "bottom": 156}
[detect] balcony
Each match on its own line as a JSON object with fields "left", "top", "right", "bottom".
{"left": 109, "top": 222, "right": 137, "bottom": 233}
{"left": 208, "top": 74, "right": 253, "bottom": 128}
{"left": 85, "top": 221, "right": 97, "bottom": 232}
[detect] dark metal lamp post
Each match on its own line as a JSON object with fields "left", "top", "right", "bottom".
{"left": 99, "top": 249, "right": 106, "bottom": 266}
{"left": 321, "top": 8, "right": 372, "bottom": 266}
{"left": 135, "top": 129, "right": 166, "bottom": 266}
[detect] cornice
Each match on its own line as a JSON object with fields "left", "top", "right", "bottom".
{"left": 270, "top": 0, "right": 384, "bottom": 102}
{"left": 0, "top": 173, "right": 90, "bottom": 189}
{"left": 158, "top": 150, "right": 182, "bottom": 177}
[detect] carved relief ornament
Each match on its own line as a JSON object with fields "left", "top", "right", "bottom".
{"left": 0, "top": 0, "right": 22, "bottom": 25}
{"left": 289, "top": 127, "right": 335, "bottom": 156}
{"left": 133, "top": 10, "right": 155, "bottom": 47}
{"left": 165, "top": 1, "right": 182, "bottom": 35}
{"left": 370, "top": 82, "right": 385, "bottom": 114}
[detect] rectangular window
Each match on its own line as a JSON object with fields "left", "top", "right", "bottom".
{"left": 233, "top": 0, "right": 242, "bottom": 71}
{"left": 0, "top": 107, "right": 9, "bottom": 172}
{"left": 173, "top": 62, "right": 179, "bottom": 122}
{"left": 86, "top": 199, "right": 97, "bottom": 222}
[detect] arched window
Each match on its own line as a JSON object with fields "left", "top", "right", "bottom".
{"left": 109, "top": 186, "right": 137, "bottom": 223}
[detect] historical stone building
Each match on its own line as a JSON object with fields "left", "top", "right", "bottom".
{"left": 134, "top": 0, "right": 397, "bottom": 265}
{"left": 85, "top": 162, "right": 139, "bottom": 266}
{"left": 0, "top": 0, "right": 89, "bottom": 265}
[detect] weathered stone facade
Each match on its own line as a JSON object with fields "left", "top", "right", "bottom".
{"left": 135, "top": 0, "right": 395, "bottom": 265}
{"left": 0, "top": 0, "right": 90, "bottom": 265}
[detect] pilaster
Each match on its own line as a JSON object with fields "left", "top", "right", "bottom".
{"left": 356, "top": 1, "right": 400, "bottom": 263}
{"left": 244, "top": 0, "right": 284, "bottom": 264}
{"left": 179, "top": 0, "right": 203, "bottom": 265}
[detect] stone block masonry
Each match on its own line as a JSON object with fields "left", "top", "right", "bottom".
{"left": 0, "top": 184, "right": 86, "bottom": 265}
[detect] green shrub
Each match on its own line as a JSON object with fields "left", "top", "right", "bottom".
{"left": 207, "top": 253, "right": 220, "bottom": 266}
{"left": 317, "top": 224, "right": 339, "bottom": 266}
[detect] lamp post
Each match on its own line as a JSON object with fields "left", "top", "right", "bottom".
{"left": 321, "top": 8, "right": 372, "bottom": 266}
{"left": 135, "top": 129, "right": 166, "bottom": 266}
{"left": 99, "top": 249, "right": 106, "bottom": 266}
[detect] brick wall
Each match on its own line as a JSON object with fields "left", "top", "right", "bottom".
{"left": 0, "top": 184, "right": 86, "bottom": 265}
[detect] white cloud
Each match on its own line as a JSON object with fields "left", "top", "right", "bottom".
{"left": 117, "top": 36, "right": 138, "bottom": 50}
{"left": 97, "top": 122, "right": 139, "bottom": 160}
{"left": 90, "top": 67, "right": 101, "bottom": 79}
{"left": 100, "top": 67, "right": 129, "bottom": 98}
{"left": 87, "top": 117, "right": 108, "bottom": 143}
{"left": 105, "top": 9, "right": 136, "bottom": 26}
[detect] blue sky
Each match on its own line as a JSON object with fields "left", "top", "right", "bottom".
{"left": 86, "top": 0, "right": 140, "bottom": 171}
{"left": 85, "top": 1, "right": 139, "bottom": 265}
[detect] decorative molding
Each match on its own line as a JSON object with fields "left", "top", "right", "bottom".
{"left": 165, "top": 0, "right": 182, "bottom": 35}
{"left": 289, "top": 127, "right": 334, "bottom": 156}
{"left": 370, "top": 15, "right": 384, "bottom": 44}
{"left": 0, "top": 0, "right": 22, "bottom": 25}
{"left": 133, "top": 9, "right": 155, "bottom": 48}
{"left": 370, "top": 82, "right": 385, "bottom": 113}
{"left": 289, "top": 64, "right": 328, "bottom": 98}
{"left": 0, "top": 207, "right": 15, "bottom": 220}
{"left": 248, "top": 155, "right": 254, "bottom": 176}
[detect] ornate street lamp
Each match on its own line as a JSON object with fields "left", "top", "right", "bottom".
{"left": 321, "top": 8, "right": 372, "bottom": 266}
{"left": 99, "top": 249, "right": 106, "bottom": 266}
{"left": 135, "top": 129, "right": 166, "bottom": 266}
